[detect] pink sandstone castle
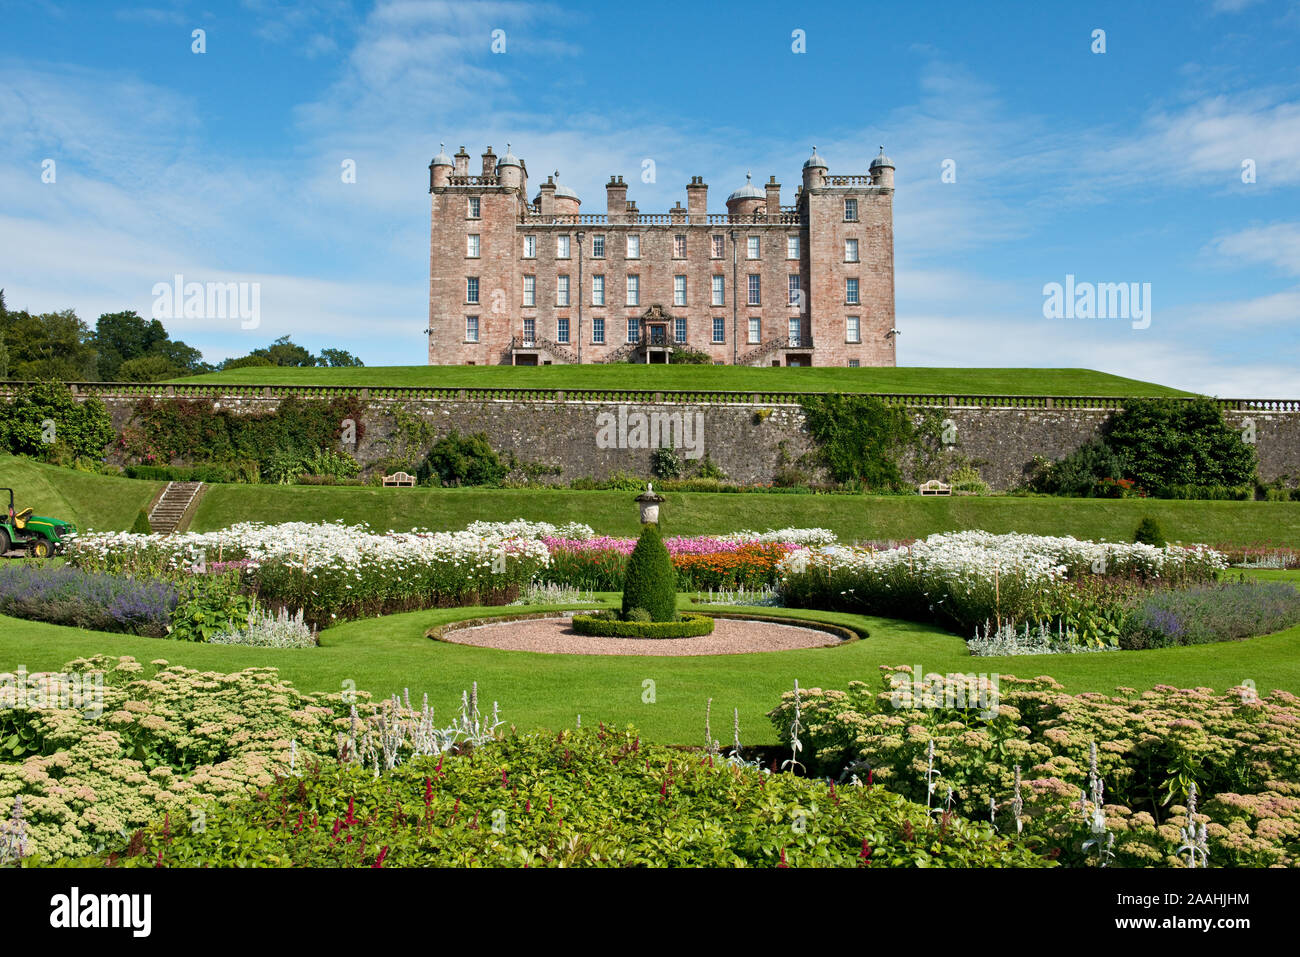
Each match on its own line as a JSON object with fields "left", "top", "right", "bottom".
{"left": 427, "top": 144, "right": 896, "bottom": 367}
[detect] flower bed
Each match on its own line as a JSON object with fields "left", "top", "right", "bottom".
{"left": 770, "top": 669, "right": 1300, "bottom": 867}
{"left": 541, "top": 535, "right": 809, "bottom": 591}
{"left": 777, "top": 531, "right": 1227, "bottom": 641}
{"left": 1119, "top": 580, "right": 1300, "bottom": 649}
{"left": 66, "top": 522, "right": 550, "bottom": 628}
{"left": 49, "top": 727, "right": 1042, "bottom": 868}
{"left": 0, "top": 564, "right": 178, "bottom": 638}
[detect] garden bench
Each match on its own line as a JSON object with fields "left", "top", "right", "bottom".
{"left": 918, "top": 480, "right": 952, "bottom": 496}
{"left": 382, "top": 471, "right": 417, "bottom": 487}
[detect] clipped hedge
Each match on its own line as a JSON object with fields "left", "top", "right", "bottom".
{"left": 621, "top": 523, "right": 677, "bottom": 622}
{"left": 571, "top": 611, "right": 715, "bottom": 639}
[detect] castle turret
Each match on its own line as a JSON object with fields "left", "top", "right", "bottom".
{"left": 429, "top": 143, "right": 453, "bottom": 191}
{"left": 497, "top": 143, "right": 523, "bottom": 192}
{"left": 726, "top": 171, "right": 766, "bottom": 218}
{"left": 869, "top": 146, "right": 895, "bottom": 188}
{"left": 801, "top": 146, "right": 827, "bottom": 190}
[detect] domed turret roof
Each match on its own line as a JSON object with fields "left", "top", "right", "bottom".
{"left": 727, "top": 172, "right": 766, "bottom": 203}
{"left": 497, "top": 143, "right": 521, "bottom": 168}
{"left": 533, "top": 172, "right": 580, "bottom": 204}
{"left": 803, "top": 146, "right": 827, "bottom": 170}
{"left": 869, "top": 146, "right": 894, "bottom": 169}
{"left": 431, "top": 143, "right": 453, "bottom": 167}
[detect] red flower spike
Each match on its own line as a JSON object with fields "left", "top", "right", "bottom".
{"left": 859, "top": 840, "right": 872, "bottom": 865}
{"left": 373, "top": 846, "right": 389, "bottom": 869}
{"left": 777, "top": 847, "right": 789, "bottom": 868}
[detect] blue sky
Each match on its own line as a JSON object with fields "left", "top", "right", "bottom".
{"left": 1, "top": 0, "right": 1297, "bottom": 394}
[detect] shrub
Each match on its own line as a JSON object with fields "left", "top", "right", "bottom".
{"left": 1118, "top": 580, "right": 1300, "bottom": 649}
{"left": 1027, "top": 437, "right": 1125, "bottom": 496}
{"left": 949, "top": 465, "right": 990, "bottom": 495}
{"left": 0, "top": 381, "right": 113, "bottom": 461}
{"left": 1133, "top": 516, "right": 1165, "bottom": 546}
{"left": 130, "top": 509, "right": 153, "bottom": 534}
{"left": 571, "top": 611, "right": 714, "bottom": 638}
{"left": 620, "top": 524, "right": 678, "bottom": 622}
{"left": 1106, "top": 397, "right": 1257, "bottom": 492}
{"left": 771, "top": 669, "right": 1300, "bottom": 867}
{"left": 799, "top": 394, "right": 915, "bottom": 490}
{"left": 51, "top": 726, "right": 1043, "bottom": 868}
{"left": 0, "top": 564, "right": 177, "bottom": 637}
{"left": 650, "top": 444, "right": 685, "bottom": 479}
{"left": 417, "top": 430, "right": 508, "bottom": 487}
{"left": 167, "top": 574, "right": 254, "bottom": 642}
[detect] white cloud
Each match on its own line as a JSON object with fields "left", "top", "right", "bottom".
{"left": 1208, "top": 222, "right": 1300, "bottom": 275}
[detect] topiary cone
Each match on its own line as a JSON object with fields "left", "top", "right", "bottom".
{"left": 621, "top": 523, "right": 678, "bottom": 622}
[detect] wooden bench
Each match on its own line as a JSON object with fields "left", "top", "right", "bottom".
{"left": 918, "top": 480, "right": 952, "bottom": 496}
{"left": 382, "top": 471, "right": 417, "bottom": 487}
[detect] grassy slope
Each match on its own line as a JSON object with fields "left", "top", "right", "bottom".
{"left": 191, "top": 485, "right": 1300, "bottom": 547}
{"left": 171, "top": 365, "right": 1194, "bottom": 397}
{"left": 0, "top": 454, "right": 160, "bottom": 531}
{"left": 3, "top": 455, "right": 1298, "bottom": 545}
{"left": 4, "top": 591, "right": 1298, "bottom": 744}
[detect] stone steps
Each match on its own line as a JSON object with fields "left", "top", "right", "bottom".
{"left": 148, "top": 481, "right": 204, "bottom": 534}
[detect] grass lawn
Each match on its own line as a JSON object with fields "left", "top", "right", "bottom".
{"left": 189, "top": 485, "right": 1300, "bottom": 546}
{"left": 0, "top": 454, "right": 160, "bottom": 532}
{"left": 4, "top": 594, "right": 1298, "bottom": 745}
{"left": 4, "top": 455, "right": 1298, "bottom": 545}
{"left": 171, "top": 365, "right": 1193, "bottom": 397}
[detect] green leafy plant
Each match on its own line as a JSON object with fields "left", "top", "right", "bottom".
{"left": 417, "top": 430, "right": 508, "bottom": 487}
{"left": 651, "top": 444, "right": 685, "bottom": 479}
{"left": 1106, "top": 398, "right": 1257, "bottom": 493}
{"left": 166, "top": 575, "right": 253, "bottom": 642}
{"left": 621, "top": 523, "right": 678, "bottom": 622}
{"left": 1133, "top": 516, "right": 1166, "bottom": 547}
{"left": 798, "top": 394, "right": 915, "bottom": 490}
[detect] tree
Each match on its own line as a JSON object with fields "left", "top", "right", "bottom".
{"left": 91, "top": 311, "right": 210, "bottom": 379}
{"left": 621, "top": 523, "right": 678, "bottom": 622}
{"left": 0, "top": 308, "right": 98, "bottom": 380}
{"left": 252, "top": 335, "right": 317, "bottom": 367}
{"left": 219, "top": 354, "right": 274, "bottom": 370}
{"left": 1106, "top": 398, "right": 1257, "bottom": 492}
{"left": 0, "top": 381, "right": 114, "bottom": 460}
{"left": 118, "top": 354, "right": 184, "bottom": 382}
{"left": 318, "top": 348, "right": 364, "bottom": 367}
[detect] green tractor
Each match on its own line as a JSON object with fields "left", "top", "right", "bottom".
{"left": 0, "top": 488, "right": 78, "bottom": 558}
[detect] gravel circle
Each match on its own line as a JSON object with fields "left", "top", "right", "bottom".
{"left": 439, "top": 615, "right": 848, "bottom": 657}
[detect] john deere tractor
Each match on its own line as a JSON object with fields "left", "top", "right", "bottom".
{"left": 0, "top": 488, "right": 77, "bottom": 558}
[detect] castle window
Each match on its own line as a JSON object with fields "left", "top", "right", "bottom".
{"left": 467, "top": 234, "right": 480, "bottom": 258}
{"left": 747, "top": 274, "right": 761, "bottom": 306}
{"left": 848, "top": 359, "right": 860, "bottom": 368}
{"left": 626, "top": 234, "right": 640, "bottom": 258}
{"left": 787, "top": 235, "right": 800, "bottom": 259}
{"left": 556, "top": 235, "right": 570, "bottom": 259}
{"left": 711, "top": 235, "right": 724, "bottom": 259}
{"left": 673, "top": 275, "right": 687, "bottom": 307}
{"left": 467, "top": 197, "right": 481, "bottom": 219}
{"left": 626, "top": 275, "right": 640, "bottom": 306}
{"left": 592, "top": 234, "right": 605, "bottom": 258}
{"left": 627, "top": 319, "right": 640, "bottom": 343}
{"left": 592, "top": 318, "right": 605, "bottom": 344}
{"left": 673, "top": 234, "right": 687, "bottom": 258}
{"left": 844, "top": 198, "right": 858, "bottom": 222}
{"left": 465, "top": 316, "right": 479, "bottom": 342}
{"left": 846, "top": 278, "right": 860, "bottom": 305}
{"left": 712, "top": 318, "right": 726, "bottom": 343}
{"left": 711, "top": 275, "right": 725, "bottom": 306}
{"left": 557, "top": 318, "right": 570, "bottom": 343}
{"left": 675, "top": 317, "right": 687, "bottom": 343}
{"left": 746, "top": 236, "right": 760, "bottom": 259}
{"left": 523, "top": 275, "right": 536, "bottom": 307}
{"left": 788, "top": 317, "right": 802, "bottom": 345}
{"left": 523, "top": 318, "right": 535, "bottom": 343}
{"left": 846, "top": 316, "right": 861, "bottom": 343}
{"left": 788, "top": 274, "right": 801, "bottom": 306}
{"left": 845, "top": 238, "right": 859, "bottom": 262}
{"left": 592, "top": 274, "right": 605, "bottom": 306}
{"left": 557, "top": 275, "right": 570, "bottom": 306}
{"left": 523, "top": 234, "right": 536, "bottom": 258}
{"left": 466, "top": 277, "right": 479, "bottom": 304}
{"left": 748, "top": 317, "right": 761, "bottom": 344}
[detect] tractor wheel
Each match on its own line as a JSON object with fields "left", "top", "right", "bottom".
{"left": 0, "top": 529, "right": 10, "bottom": 556}
{"left": 30, "top": 539, "right": 53, "bottom": 559}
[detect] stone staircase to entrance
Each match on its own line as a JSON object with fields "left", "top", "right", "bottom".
{"left": 148, "top": 481, "right": 205, "bottom": 534}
